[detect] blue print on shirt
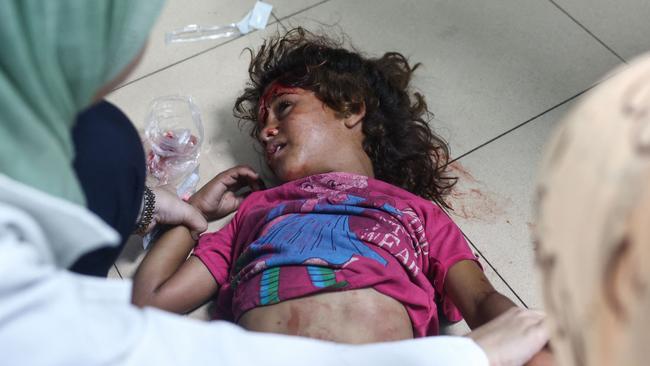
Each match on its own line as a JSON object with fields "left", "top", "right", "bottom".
{"left": 250, "top": 212, "right": 387, "bottom": 267}
{"left": 246, "top": 196, "right": 388, "bottom": 269}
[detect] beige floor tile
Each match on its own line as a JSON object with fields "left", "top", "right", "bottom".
{"left": 553, "top": 0, "right": 650, "bottom": 61}
{"left": 120, "top": 0, "right": 323, "bottom": 86}
{"left": 277, "top": 0, "right": 620, "bottom": 158}
{"left": 107, "top": 23, "right": 283, "bottom": 189}
{"left": 446, "top": 102, "right": 575, "bottom": 309}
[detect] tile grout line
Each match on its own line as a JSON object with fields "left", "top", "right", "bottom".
{"left": 112, "top": 1, "right": 332, "bottom": 93}
{"left": 450, "top": 59, "right": 631, "bottom": 165}
{"left": 112, "top": 26, "right": 269, "bottom": 92}
{"left": 546, "top": 0, "right": 627, "bottom": 64}
{"left": 271, "top": 12, "right": 287, "bottom": 32}
{"left": 462, "top": 231, "right": 529, "bottom": 308}
{"left": 114, "top": 264, "right": 123, "bottom": 279}
{"left": 441, "top": 88, "right": 597, "bottom": 307}
{"left": 442, "top": 85, "right": 612, "bottom": 308}
{"left": 449, "top": 86, "right": 593, "bottom": 165}
{"left": 274, "top": 0, "right": 331, "bottom": 24}
{"left": 443, "top": 71, "right": 628, "bottom": 306}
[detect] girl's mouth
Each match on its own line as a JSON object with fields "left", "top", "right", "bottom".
{"left": 266, "top": 142, "right": 287, "bottom": 160}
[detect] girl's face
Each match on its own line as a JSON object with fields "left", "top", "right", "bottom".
{"left": 258, "top": 86, "right": 371, "bottom": 182}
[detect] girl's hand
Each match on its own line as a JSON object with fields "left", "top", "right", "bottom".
{"left": 467, "top": 307, "right": 549, "bottom": 366}
{"left": 189, "top": 165, "right": 264, "bottom": 222}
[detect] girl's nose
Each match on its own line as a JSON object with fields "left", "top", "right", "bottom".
{"left": 260, "top": 125, "right": 279, "bottom": 142}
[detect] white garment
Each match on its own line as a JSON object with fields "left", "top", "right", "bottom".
{"left": 0, "top": 174, "right": 488, "bottom": 366}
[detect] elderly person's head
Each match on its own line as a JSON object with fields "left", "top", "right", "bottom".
{"left": 0, "top": 0, "right": 163, "bottom": 266}
{"left": 535, "top": 54, "right": 650, "bottom": 366}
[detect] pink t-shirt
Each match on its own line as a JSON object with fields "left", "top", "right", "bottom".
{"left": 193, "top": 172, "right": 479, "bottom": 336}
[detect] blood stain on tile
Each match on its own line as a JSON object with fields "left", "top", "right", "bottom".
{"left": 445, "top": 161, "right": 511, "bottom": 223}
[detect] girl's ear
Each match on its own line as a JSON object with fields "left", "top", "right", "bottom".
{"left": 343, "top": 102, "right": 366, "bottom": 129}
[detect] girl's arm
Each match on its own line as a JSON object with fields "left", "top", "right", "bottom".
{"left": 446, "top": 261, "right": 556, "bottom": 366}
{"left": 444, "top": 260, "right": 516, "bottom": 329}
{"left": 131, "top": 225, "right": 218, "bottom": 314}
{"left": 131, "top": 165, "right": 263, "bottom": 314}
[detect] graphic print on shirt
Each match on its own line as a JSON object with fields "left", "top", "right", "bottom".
{"left": 232, "top": 173, "right": 428, "bottom": 306}
{"left": 259, "top": 267, "right": 281, "bottom": 305}
{"left": 258, "top": 266, "right": 349, "bottom": 305}
{"left": 250, "top": 198, "right": 388, "bottom": 269}
{"left": 307, "top": 265, "right": 349, "bottom": 289}
{"left": 249, "top": 197, "right": 383, "bottom": 303}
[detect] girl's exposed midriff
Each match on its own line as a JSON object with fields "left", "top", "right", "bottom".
{"left": 238, "top": 288, "right": 413, "bottom": 344}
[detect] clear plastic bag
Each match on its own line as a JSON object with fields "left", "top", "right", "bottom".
{"left": 165, "top": 24, "right": 240, "bottom": 44}
{"left": 141, "top": 95, "right": 203, "bottom": 250}
{"left": 165, "top": 1, "right": 272, "bottom": 44}
{"left": 143, "top": 95, "right": 203, "bottom": 199}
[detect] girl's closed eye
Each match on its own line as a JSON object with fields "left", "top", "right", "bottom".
{"left": 275, "top": 99, "right": 293, "bottom": 117}
{"left": 275, "top": 95, "right": 294, "bottom": 117}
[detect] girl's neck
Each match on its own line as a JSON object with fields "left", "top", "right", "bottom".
{"left": 347, "top": 154, "right": 375, "bottom": 178}
{"left": 323, "top": 151, "right": 375, "bottom": 179}
{"left": 283, "top": 162, "right": 375, "bottom": 183}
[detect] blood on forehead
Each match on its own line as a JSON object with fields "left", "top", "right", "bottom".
{"left": 258, "top": 82, "right": 303, "bottom": 125}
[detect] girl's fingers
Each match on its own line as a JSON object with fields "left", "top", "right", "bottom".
{"left": 250, "top": 178, "right": 266, "bottom": 191}
{"left": 221, "top": 165, "right": 264, "bottom": 192}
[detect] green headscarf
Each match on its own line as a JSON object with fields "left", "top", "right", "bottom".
{"left": 0, "top": 0, "right": 164, "bottom": 205}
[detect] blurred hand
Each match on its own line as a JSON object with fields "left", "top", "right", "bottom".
{"left": 467, "top": 307, "right": 549, "bottom": 366}
{"left": 189, "top": 165, "right": 264, "bottom": 222}
{"left": 525, "top": 346, "right": 555, "bottom": 366}
{"left": 149, "top": 186, "right": 208, "bottom": 240}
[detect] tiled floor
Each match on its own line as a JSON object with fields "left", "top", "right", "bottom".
{"left": 107, "top": 0, "right": 648, "bottom": 332}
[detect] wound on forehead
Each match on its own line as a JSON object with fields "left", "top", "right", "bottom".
{"left": 258, "top": 82, "right": 302, "bottom": 125}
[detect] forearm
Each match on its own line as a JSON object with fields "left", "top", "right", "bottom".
{"left": 468, "top": 290, "right": 517, "bottom": 329}
{"left": 132, "top": 225, "right": 196, "bottom": 308}
{"left": 445, "top": 260, "right": 518, "bottom": 329}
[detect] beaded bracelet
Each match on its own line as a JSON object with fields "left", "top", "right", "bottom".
{"left": 134, "top": 187, "right": 155, "bottom": 235}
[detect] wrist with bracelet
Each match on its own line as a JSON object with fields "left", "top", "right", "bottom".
{"left": 135, "top": 186, "right": 156, "bottom": 235}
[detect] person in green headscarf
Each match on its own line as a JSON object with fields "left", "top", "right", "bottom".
{"left": 0, "top": 1, "right": 155, "bottom": 205}
{"left": 0, "top": 1, "right": 549, "bottom": 365}
{"left": 0, "top": 0, "right": 208, "bottom": 269}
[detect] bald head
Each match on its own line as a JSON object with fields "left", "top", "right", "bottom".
{"left": 535, "top": 54, "right": 650, "bottom": 366}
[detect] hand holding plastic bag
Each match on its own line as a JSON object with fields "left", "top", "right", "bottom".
{"left": 141, "top": 95, "right": 204, "bottom": 248}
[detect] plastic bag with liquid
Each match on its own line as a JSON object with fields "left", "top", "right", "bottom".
{"left": 143, "top": 95, "right": 203, "bottom": 200}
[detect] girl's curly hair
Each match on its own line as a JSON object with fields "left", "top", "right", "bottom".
{"left": 234, "top": 27, "right": 456, "bottom": 209}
